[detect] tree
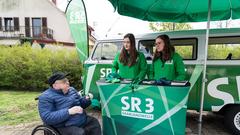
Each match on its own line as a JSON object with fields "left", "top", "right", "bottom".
{"left": 149, "top": 22, "right": 192, "bottom": 32}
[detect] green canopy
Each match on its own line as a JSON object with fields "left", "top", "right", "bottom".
{"left": 108, "top": 0, "right": 240, "bottom": 22}
{"left": 107, "top": 0, "right": 240, "bottom": 123}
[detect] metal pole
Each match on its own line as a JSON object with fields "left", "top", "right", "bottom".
{"left": 199, "top": 0, "right": 211, "bottom": 122}
{"left": 173, "top": 23, "right": 175, "bottom": 30}
{"left": 65, "top": 0, "right": 73, "bottom": 13}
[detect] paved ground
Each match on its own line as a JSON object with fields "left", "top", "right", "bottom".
{"left": 0, "top": 110, "right": 231, "bottom": 135}
{"left": 186, "top": 110, "right": 231, "bottom": 135}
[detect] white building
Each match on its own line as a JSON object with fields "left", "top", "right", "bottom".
{"left": 0, "top": 0, "right": 74, "bottom": 45}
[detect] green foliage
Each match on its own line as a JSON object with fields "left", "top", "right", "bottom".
{"left": 0, "top": 44, "right": 83, "bottom": 90}
{"left": 175, "top": 46, "right": 193, "bottom": 59}
{"left": 208, "top": 44, "right": 240, "bottom": 59}
{"left": 149, "top": 22, "right": 192, "bottom": 31}
{"left": 0, "top": 90, "right": 41, "bottom": 125}
{"left": 175, "top": 43, "right": 240, "bottom": 60}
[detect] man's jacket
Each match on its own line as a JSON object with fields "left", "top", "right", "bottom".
{"left": 38, "top": 87, "right": 91, "bottom": 128}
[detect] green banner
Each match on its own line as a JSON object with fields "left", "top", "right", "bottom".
{"left": 97, "top": 81, "right": 190, "bottom": 135}
{"left": 66, "top": 0, "right": 88, "bottom": 62}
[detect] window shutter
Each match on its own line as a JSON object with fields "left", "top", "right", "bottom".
{"left": 0, "top": 17, "right": 2, "bottom": 31}
{"left": 25, "top": 17, "right": 30, "bottom": 37}
{"left": 42, "top": 17, "right": 47, "bottom": 35}
{"left": 42, "top": 17, "right": 47, "bottom": 27}
{"left": 42, "top": 17, "right": 48, "bottom": 37}
{"left": 14, "top": 17, "right": 19, "bottom": 31}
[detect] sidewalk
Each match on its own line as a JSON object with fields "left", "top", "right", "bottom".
{"left": 0, "top": 110, "right": 101, "bottom": 135}
{"left": 186, "top": 110, "right": 231, "bottom": 135}
{"left": 0, "top": 110, "right": 231, "bottom": 135}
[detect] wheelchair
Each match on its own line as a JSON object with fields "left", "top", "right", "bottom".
{"left": 32, "top": 91, "right": 93, "bottom": 135}
{"left": 31, "top": 97, "right": 61, "bottom": 135}
{"left": 31, "top": 124, "right": 61, "bottom": 135}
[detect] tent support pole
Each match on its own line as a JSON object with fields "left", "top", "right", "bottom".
{"left": 199, "top": 0, "right": 212, "bottom": 123}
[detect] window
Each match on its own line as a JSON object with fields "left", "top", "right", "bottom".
{"left": 4, "top": 18, "right": 14, "bottom": 31}
{"left": 208, "top": 36, "right": 240, "bottom": 60}
{"left": 32, "top": 18, "right": 42, "bottom": 37}
{"left": 92, "top": 42, "right": 122, "bottom": 60}
{"left": 138, "top": 40, "right": 155, "bottom": 60}
{"left": 31, "top": 17, "right": 48, "bottom": 38}
{"left": 3, "top": 17, "right": 19, "bottom": 31}
{"left": 139, "top": 38, "right": 197, "bottom": 60}
{"left": 171, "top": 38, "right": 197, "bottom": 60}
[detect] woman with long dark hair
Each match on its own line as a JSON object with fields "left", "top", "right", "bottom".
{"left": 149, "top": 34, "right": 185, "bottom": 80}
{"left": 112, "top": 33, "right": 147, "bottom": 80}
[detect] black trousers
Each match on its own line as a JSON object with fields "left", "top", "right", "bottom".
{"left": 57, "top": 116, "right": 101, "bottom": 135}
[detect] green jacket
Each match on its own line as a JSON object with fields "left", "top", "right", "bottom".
{"left": 149, "top": 52, "right": 186, "bottom": 81}
{"left": 112, "top": 52, "right": 147, "bottom": 80}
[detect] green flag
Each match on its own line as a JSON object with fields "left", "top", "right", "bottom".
{"left": 66, "top": 0, "right": 88, "bottom": 62}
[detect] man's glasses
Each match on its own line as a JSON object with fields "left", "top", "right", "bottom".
{"left": 55, "top": 78, "right": 69, "bottom": 85}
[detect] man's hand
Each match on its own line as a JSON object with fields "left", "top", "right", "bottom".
{"left": 85, "top": 93, "right": 94, "bottom": 100}
{"left": 68, "top": 106, "right": 83, "bottom": 115}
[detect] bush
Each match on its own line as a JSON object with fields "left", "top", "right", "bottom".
{"left": 0, "top": 44, "right": 83, "bottom": 91}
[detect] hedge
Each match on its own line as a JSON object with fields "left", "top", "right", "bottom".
{"left": 0, "top": 43, "right": 83, "bottom": 91}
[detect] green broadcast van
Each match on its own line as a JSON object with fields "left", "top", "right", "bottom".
{"left": 83, "top": 28, "right": 240, "bottom": 134}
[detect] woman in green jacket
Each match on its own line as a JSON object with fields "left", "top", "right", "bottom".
{"left": 112, "top": 33, "right": 147, "bottom": 80}
{"left": 149, "top": 34, "right": 186, "bottom": 81}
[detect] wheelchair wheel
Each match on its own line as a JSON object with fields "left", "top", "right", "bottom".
{"left": 31, "top": 125, "right": 60, "bottom": 135}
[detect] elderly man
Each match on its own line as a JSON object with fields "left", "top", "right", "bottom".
{"left": 38, "top": 72, "right": 101, "bottom": 135}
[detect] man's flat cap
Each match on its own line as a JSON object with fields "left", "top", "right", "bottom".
{"left": 48, "top": 72, "right": 69, "bottom": 86}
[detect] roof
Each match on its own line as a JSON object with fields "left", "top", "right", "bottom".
{"left": 98, "top": 28, "right": 240, "bottom": 41}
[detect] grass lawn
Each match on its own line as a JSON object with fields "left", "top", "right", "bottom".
{"left": 0, "top": 90, "right": 41, "bottom": 126}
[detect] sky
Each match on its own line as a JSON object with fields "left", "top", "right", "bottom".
{"left": 56, "top": 0, "right": 240, "bottom": 39}
{"left": 57, "top": 0, "right": 153, "bottom": 39}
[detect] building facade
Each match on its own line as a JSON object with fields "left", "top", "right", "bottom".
{"left": 0, "top": 0, "right": 74, "bottom": 45}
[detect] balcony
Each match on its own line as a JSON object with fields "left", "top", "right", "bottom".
{"left": 0, "top": 26, "right": 54, "bottom": 40}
